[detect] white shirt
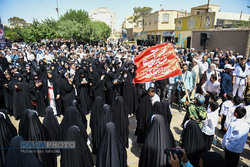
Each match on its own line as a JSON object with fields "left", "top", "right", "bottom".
{"left": 233, "top": 64, "right": 249, "bottom": 85}
{"left": 36, "top": 53, "right": 44, "bottom": 62}
{"left": 243, "top": 105, "right": 250, "bottom": 127}
{"left": 220, "top": 100, "right": 233, "bottom": 116}
{"left": 198, "top": 61, "right": 209, "bottom": 75}
{"left": 26, "top": 53, "right": 35, "bottom": 61}
{"left": 45, "top": 54, "right": 54, "bottom": 62}
{"left": 222, "top": 118, "right": 249, "bottom": 153}
{"left": 202, "top": 106, "right": 219, "bottom": 135}
{"left": 151, "top": 94, "right": 160, "bottom": 105}
{"left": 201, "top": 80, "right": 220, "bottom": 95}
{"left": 224, "top": 104, "right": 244, "bottom": 129}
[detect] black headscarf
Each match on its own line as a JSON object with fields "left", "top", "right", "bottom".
{"left": 5, "top": 136, "right": 43, "bottom": 167}
{"left": 0, "top": 109, "right": 17, "bottom": 135}
{"left": 22, "top": 110, "right": 56, "bottom": 167}
{"left": 58, "top": 106, "right": 87, "bottom": 141}
{"left": 0, "top": 111, "right": 17, "bottom": 167}
{"left": 18, "top": 109, "right": 31, "bottom": 137}
{"left": 113, "top": 96, "right": 129, "bottom": 148}
{"left": 180, "top": 120, "right": 206, "bottom": 167}
{"left": 139, "top": 114, "right": 175, "bottom": 167}
{"left": 162, "top": 100, "right": 172, "bottom": 126}
{"left": 61, "top": 125, "right": 94, "bottom": 167}
{"left": 90, "top": 96, "right": 104, "bottom": 138}
{"left": 135, "top": 93, "right": 153, "bottom": 143}
{"left": 92, "top": 104, "right": 113, "bottom": 154}
{"left": 97, "top": 122, "right": 127, "bottom": 167}
{"left": 43, "top": 106, "right": 59, "bottom": 141}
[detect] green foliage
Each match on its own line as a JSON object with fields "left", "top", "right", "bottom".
{"left": 4, "top": 26, "right": 24, "bottom": 42}
{"left": 8, "top": 16, "right": 27, "bottom": 27}
{"left": 89, "top": 21, "right": 112, "bottom": 41}
{"left": 128, "top": 7, "right": 153, "bottom": 26}
{"left": 6, "top": 9, "right": 112, "bottom": 42}
{"left": 59, "top": 9, "right": 90, "bottom": 24}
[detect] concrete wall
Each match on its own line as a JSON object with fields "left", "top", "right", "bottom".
{"left": 192, "top": 29, "right": 250, "bottom": 58}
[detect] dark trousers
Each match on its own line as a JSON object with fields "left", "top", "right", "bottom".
{"left": 221, "top": 114, "right": 226, "bottom": 131}
{"left": 156, "top": 87, "right": 167, "bottom": 101}
{"left": 203, "top": 133, "right": 214, "bottom": 151}
{"left": 177, "top": 90, "right": 186, "bottom": 107}
{"left": 225, "top": 148, "right": 240, "bottom": 167}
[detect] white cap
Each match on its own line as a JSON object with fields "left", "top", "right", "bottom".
{"left": 224, "top": 64, "right": 234, "bottom": 69}
{"left": 193, "top": 58, "right": 199, "bottom": 63}
{"left": 237, "top": 55, "right": 243, "bottom": 59}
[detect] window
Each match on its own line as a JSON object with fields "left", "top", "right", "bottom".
{"left": 155, "top": 15, "right": 158, "bottom": 23}
{"left": 162, "top": 14, "right": 169, "bottom": 22}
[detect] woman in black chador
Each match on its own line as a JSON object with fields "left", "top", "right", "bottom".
{"left": 11, "top": 73, "right": 32, "bottom": 120}
{"left": 61, "top": 125, "right": 94, "bottom": 167}
{"left": 180, "top": 120, "right": 206, "bottom": 167}
{"left": 97, "top": 122, "right": 127, "bottom": 167}
{"left": 113, "top": 96, "right": 129, "bottom": 148}
{"left": 43, "top": 106, "right": 59, "bottom": 141}
{"left": 5, "top": 136, "right": 43, "bottom": 167}
{"left": 92, "top": 104, "right": 113, "bottom": 154}
{"left": 139, "top": 114, "right": 175, "bottom": 167}
{"left": 0, "top": 110, "right": 17, "bottom": 167}
{"left": 22, "top": 110, "right": 57, "bottom": 167}
{"left": 58, "top": 106, "right": 87, "bottom": 141}
{"left": 90, "top": 96, "right": 104, "bottom": 143}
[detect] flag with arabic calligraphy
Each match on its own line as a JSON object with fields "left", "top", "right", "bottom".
{"left": 133, "top": 43, "right": 181, "bottom": 84}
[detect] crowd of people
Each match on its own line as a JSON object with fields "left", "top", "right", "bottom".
{"left": 0, "top": 40, "right": 249, "bottom": 167}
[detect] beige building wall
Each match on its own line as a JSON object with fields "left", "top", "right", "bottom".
{"left": 192, "top": 29, "right": 250, "bottom": 59}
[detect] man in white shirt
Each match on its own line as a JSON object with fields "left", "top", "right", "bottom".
{"left": 36, "top": 50, "right": 44, "bottom": 63}
{"left": 232, "top": 57, "right": 250, "bottom": 97}
{"left": 198, "top": 55, "right": 209, "bottom": 78}
{"left": 201, "top": 74, "right": 220, "bottom": 105}
{"left": 26, "top": 50, "right": 35, "bottom": 61}
{"left": 202, "top": 101, "right": 219, "bottom": 151}
{"left": 148, "top": 87, "right": 160, "bottom": 105}
{"left": 222, "top": 107, "right": 249, "bottom": 167}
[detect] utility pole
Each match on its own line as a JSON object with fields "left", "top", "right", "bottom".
{"left": 56, "top": 0, "right": 59, "bottom": 20}
{"left": 207, "top": 0, "right": 210, "bottom": 13}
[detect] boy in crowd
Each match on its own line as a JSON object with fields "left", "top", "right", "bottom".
{"left": 202, "top": 101, "right": 220, "bottom": 151}
{"left": 148, "top": 87, "right": 160, "bottom": 105}
{"left": 243, "top": 98, "right": 250, "bottom": 127}
{"left": 224, "top": 96, "right": 243, "bottom": 131}
{"left": 219, "top": 93, "right": 234, "bottom": 133}
{"left": 222, "top": 107, "right": 249, "bottom": 167}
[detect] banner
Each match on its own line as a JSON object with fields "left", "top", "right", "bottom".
{"left": 0, "top": 24, "right": 6, "bottom": 49}
{"left": 133, "top": 43, "right": 181, "bottom": 84}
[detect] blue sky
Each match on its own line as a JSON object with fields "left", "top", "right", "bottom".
{"left": 0, "top": 0, "right": 249, "bottom": 30}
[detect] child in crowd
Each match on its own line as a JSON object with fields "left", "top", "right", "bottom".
{"left": 243, "top": 98, "right": 250, "bottom": 127}
{"left": 202, "top": 101, "right": 220, "bottom": 151}
{"left": 222, "top": 107, "right": 249, "bottom": 167}
{"left": 224, "top": 96, "right": 243, "bottom": 131}
{"left": 219, "top": 93, "right": 233, "bottom": 133}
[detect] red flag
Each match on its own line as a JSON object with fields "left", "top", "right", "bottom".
{"left": 133, "top": 43, "right": 181, "bottom": 84}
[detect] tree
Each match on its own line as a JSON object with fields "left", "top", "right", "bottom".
{"left": 128, "top": 7, "right": 153, "bottom": 29}
{"left": 57, "top": 9, "right": 92, "bottom": 41}
{"left": 8, "top": 16, "right": 27, "bottom": 27}
{"left": 89, "top": 21, "right": 112, "bottom": 42}
{"left": 59, "top": 9, "right": 90, "bottom": 24}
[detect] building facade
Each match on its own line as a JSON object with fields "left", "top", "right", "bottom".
{"left": 144, "top": 10, "right": 188, "bottom": 44}
{"left": 175, "top": 4, "right": 250, "bottom": 48}
{"left": 89, "top": 7, "right": 116, "bottom": 33}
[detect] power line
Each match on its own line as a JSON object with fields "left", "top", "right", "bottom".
{"left": 37, "top": 0, "right": 55, "bottom": 9}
